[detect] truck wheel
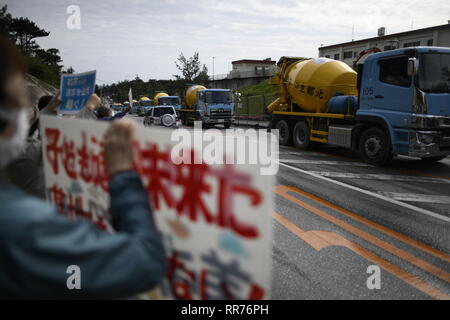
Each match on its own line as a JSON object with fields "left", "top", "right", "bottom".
{"left": 275, "top": 120, "right": 291, "bottom": 146}
{"left": 421, "top": 156, "right": 447, "bottom": 162}
{"left": 359, "top": 127, "right": 392, "bottom": 165}
{"left": 293, "top": 121, "right": 310, "bottom": 150}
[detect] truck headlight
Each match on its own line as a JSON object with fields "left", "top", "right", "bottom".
{"left": 418, "top": 133, "right": 435, "bottom": 145}
{"left": 412, "top": 115, "right": 450, "bottom": 129}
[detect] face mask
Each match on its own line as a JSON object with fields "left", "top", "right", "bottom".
{"left": 0, "top": 108, "right": 30, "bottom": 168}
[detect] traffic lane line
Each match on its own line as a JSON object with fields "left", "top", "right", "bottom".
{"left": 275, "top": 185, "right": 450, "bottom": 264}
{"left": 272, "top": 210, "right": 450, "bottom": 300}
{"left": 278, "top": 162, "right": 450, "bottom": 223}
{"left": 277, "top": 157, "right": 450, "bottom": 207}
{"left": 278, "top": 159, "right": 372, "bottom": 167}
{"left": 307, "top": 171, "right": 450, "bottom": 184}
{"left": 278, "top": 160, "right": 450, "bottom": 206}
{"left": 274, "top": 185, "right": 450, "bottom": 283}
{"left": 281, "top": 145, "right": 450, "bottom": 182}
{"left": 278, "top": 162, "right": 450, "bottom": 215}
{"left": 289, "top": 167, "right": 450, "bottom": 217}
{"left": 377, "top": 192, "right": 450, "bottom": 205}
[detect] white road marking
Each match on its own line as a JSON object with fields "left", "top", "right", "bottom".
{"left": 279, "top": 159, "right": 372, "bottom": 167}
{"left": 278, "top": 162, "right": 450, "bottom": 223}
{"left": 378, "top": 192, "right": 450, "bottom": 205}
{"left": 308, "top": 171, "right": 450, "bottom": 184}
{"left": 278, "top": 151, "right": 330, "bottom": 157}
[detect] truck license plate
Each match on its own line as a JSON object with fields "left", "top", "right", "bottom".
{"left": 218, "top": 119, "right": 224, "bottom": 123}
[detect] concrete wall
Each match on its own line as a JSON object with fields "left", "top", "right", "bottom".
{"left": 210, "top": 75, "right": 273, "bottom": 91}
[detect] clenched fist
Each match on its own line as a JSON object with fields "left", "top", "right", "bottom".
{"left": 85, "top": 94, "right": 102, "bottom": 111}
{"left": 103, "top": 119, "right": 136, "bottom": 176}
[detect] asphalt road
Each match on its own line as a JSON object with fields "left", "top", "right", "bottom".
{"left": 128, "top": 114, "right": 450, "bottom": 300}
{"left": 272, "top": 145, "right": 449, "bottom": 300}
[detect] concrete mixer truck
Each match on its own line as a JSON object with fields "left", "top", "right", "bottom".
{"left": 154, "top": 92, "right": 182, "bottom": 112}
{"left": 138, "top": 97, "right": 153, "bottom": 116}
{"left": 179, "top": 85, "right": 235, "bottom": 128}
{"left": 267, "top": 47, "right": 450, "bottom": 165}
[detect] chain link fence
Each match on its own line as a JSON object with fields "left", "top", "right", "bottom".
{"left": 234, "top": 94, "right": 277, "bottom": 128}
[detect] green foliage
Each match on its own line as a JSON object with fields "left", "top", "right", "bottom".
{"left": 24, "top": 56, "right": 60, "bottom": 87}
{"left": 101, "top": 78, "right": 187, "bottom": 103}
{"left": 64, "top": 66, "right": 75, "bottom": 74}
{"left": 174, "top": 52, "right": 209, "bottom": 85}
{"left": 236, "top": 79, "right": 279, "bottom": 97}
{"left": 0, "top": 5, "right": 63, "bottom": 87}
{"left": 235, "top": 79, "right": 279, "bottom": 116}
{"left": 0, "top": 5, "right": 12, "bottom": 38}
{"left": 9, "top": 16, "right": 49, "bottom": 53}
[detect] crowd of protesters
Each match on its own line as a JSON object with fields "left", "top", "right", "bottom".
{"left": 0, "top": 36, "right": 167, "bottom": 299}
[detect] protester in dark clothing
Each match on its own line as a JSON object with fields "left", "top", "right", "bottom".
{"left": 0, "top": 36, "right": 166, "bottom": 299}
{"left": 28, "top": 95, "right": 56, "bottom": 137}
{"left": 38, "top": 95, "right": 53, "bottom": 111}
{"left": 4, "top": 93, "right": 101, "bottom": 199}
{"left": 96, "top": 105, "right": 112, "bottom": 118}
{"left": 27, "top": 95, "right": 53, "bottom": 137}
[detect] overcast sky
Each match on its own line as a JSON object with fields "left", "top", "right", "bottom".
{"left": 4, "top": 0, "right": 450, "bottom": 84}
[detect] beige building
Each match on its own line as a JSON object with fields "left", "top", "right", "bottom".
{"left": 228, "top": 59, "right": 278, "bottom": 78}
{"left": 211, "top": 59, "right": 279, "bottom": 90}
{"left": 319, "top": 23, "right": 450, "bottom": 66}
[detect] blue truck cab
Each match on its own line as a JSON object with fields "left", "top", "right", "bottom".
{"left": 138, "top": 100, "right": 153, "bottom": 116}
{"left": 157, "top": 96, "right": 182, "bottom": 111}
{"left": 131, "top": 101, "right": 140, "bottom": 114}
{"left": 195, "top": 89, "right": 235, "bottom": 128}
{"left": 354, "top": 47, "right": 450, "bottom": 163}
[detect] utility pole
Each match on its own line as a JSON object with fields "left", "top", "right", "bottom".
{"left": 212, "top": 56, "right": 215, "bottom": 88}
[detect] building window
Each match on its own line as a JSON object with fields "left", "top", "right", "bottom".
{"left": 379, "top": 57, "right": 411, "bottom": 87}
{"left": 353, "top": 52, "right": 359, "bottom": 58}
{"left": 325, "top": 55, "right": 330, "bottom": 58}
{"left": 403, "top": 41, "right": 420, "bottom": 48}
{"left": 427, "top": 39, "right": 434, "bottom": 46}
{"left": 334, "top": 53, "right": 340, "bottom": 60}
{"left": 343, "top": 51, "right": 353, "bottom": 59}
{"left": 384, "top": 45, "right": 395, "bottom": 51}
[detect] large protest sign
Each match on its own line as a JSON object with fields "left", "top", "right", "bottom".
{"left": 40, "top": 116, "right": 273, "bottom": 300}
{"left": 59, "top": 71, "right": 96, "bottom": 114}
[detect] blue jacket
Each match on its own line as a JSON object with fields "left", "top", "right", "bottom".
{"left": 0, "top": 171, "right": 167, "bottom": 299}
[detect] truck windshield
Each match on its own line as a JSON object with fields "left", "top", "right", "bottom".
{"left": 159, "top": 97, "right": 180, "bottom": 106}
{"left": 419, "top": 53, "right": 450, "bottom": 93}
{"left": 140, "top": 101, "right": 152, "bottom": 107}
{"left": 204, "top": 91, "right": 232, "bottom": 104}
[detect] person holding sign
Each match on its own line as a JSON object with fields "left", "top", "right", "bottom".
{"left": 0, "top": 37, "right": 167, "bottom": 299}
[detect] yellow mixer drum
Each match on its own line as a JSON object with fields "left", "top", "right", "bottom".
{"left": 284, "top": 58, "right": 357, "bottom": 113}
{"left": 154, "top": 92, "right": 169, "bottom": 105}
{"left": 185, "top": 85, "right": 206, "bottom": 108}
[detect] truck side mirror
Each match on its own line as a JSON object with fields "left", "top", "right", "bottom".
{"left": 407, "top": 58, "right": 419, "bottom": 76}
